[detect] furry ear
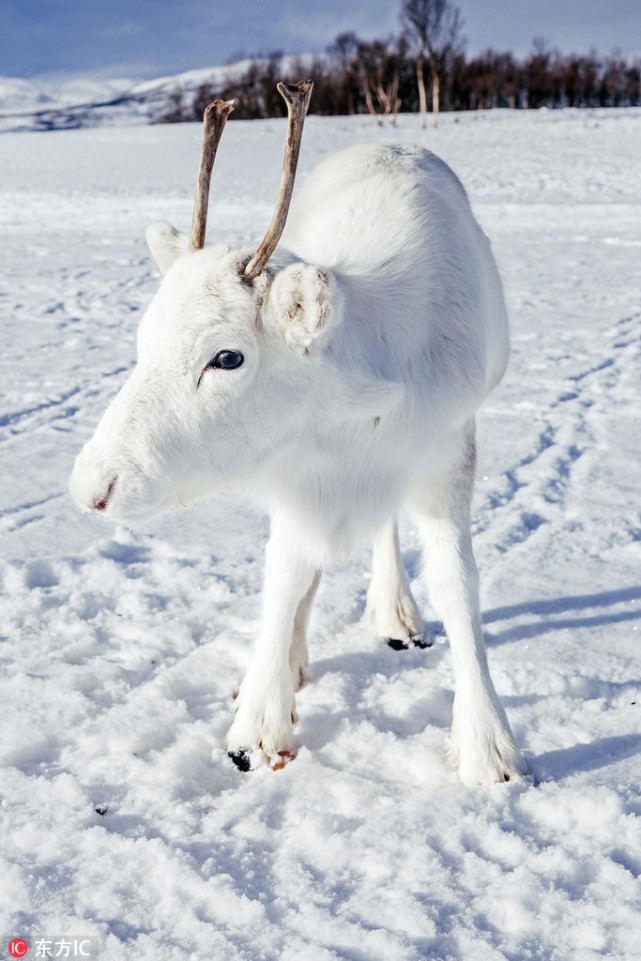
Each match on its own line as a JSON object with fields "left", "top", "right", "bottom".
{"left": 268, "top": 263, "right": 339, "bottom": 353}
{"left": 146, "top": 221, "right": 189, "bottom": 274}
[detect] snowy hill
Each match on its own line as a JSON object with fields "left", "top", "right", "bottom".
{"left": 0, "top": 76, "right": 58, "bottom": 111}
{"left": 1, "top": 109, "right": 641, "bottom": 960}
{"left": 0, "top": 60, "right": 303, "bottom": 132}
{"left": 0, "top": 67, "right": 223, "bottom": 132}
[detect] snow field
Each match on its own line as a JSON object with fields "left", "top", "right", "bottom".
{"left": 1, "top": 108, "right": 640, "bottom": 960}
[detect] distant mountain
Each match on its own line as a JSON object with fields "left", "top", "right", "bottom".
{"left": 0, "top": 63, "right": 247, "bottom": 133}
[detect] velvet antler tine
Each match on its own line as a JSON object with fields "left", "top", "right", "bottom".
{"left": 189, "top": 99, "right": 235, "bottom": 252}
{"left": 244, "top": 80, "right": 313, "bottom": 279}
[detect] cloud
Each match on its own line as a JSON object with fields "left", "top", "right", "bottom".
{"left": 2, "top": 0, "right": 640, "bottom": 81}
{"left": 274, "top": 0, "right": 401, "bottom": 48}
{"left": 97, "top": 22, "right": 144, "bottom": 40}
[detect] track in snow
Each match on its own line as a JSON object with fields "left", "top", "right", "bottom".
{"left": 1, "top": 109, "right": 640, "bottom": 961}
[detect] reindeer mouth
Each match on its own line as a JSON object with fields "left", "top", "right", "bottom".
{"left": 92, "top": 476, "right": 117, "bottom": 513}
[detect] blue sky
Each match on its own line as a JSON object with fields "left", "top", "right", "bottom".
{"left": 2, "top": 0, "right": 640, "bottom": 80}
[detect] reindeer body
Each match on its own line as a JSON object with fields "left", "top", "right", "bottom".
{"left": 267, "top": 143, "right": 509, "bottom": 563}
{"left": 70, "top": 92, "right": 527, "bottom": 785}
{"left": 284, "top": 142, "right": 508, "bottom": 404}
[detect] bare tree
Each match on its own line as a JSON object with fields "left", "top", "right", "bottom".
{"left": 186, "top": 32, "right": 638, "bottom": 123}
{"left": 327, "top": 32, "right": 360, "bottom": 115}
{"left": 401, "top": 0, "right": 464, "bottom": 127}
{"left": 356, "top": 39, "right": 402, "bottom": 125}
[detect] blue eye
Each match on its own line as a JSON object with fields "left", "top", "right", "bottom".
{"left": 211, "top": 350, "right": 244, "bottom": 370}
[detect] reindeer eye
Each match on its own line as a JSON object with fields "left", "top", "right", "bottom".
{"left": 198, "top": 350, "right": 245, "bottom": 387}
{"left": 211, "top": 350, "right": 244, "bottom": 370}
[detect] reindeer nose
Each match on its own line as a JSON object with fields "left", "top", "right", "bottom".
{"left": 69, "top": 454, "right": 119, "bottom": 515}
{"left": 92, "top": 476, "right": 117, "bottom": 512}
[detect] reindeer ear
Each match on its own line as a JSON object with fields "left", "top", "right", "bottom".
{"left": 268, "top": 263, "right": 339, "bottom": 353}
{"left": 146, "top": 221, "right": 189, "bottom": 274}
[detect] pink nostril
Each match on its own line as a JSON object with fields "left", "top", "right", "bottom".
{"left": 93, "top": 477, "right": 117, "bottom": 513}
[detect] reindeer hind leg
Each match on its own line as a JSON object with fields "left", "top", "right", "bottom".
{"left": 366, "top": 516, "right": 427, "bottom": 650}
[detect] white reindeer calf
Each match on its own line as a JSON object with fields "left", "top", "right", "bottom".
{"left": 70, "top": 81, "right": 527, "bottom": 785}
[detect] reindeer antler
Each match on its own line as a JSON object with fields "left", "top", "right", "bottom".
{"left": 244, "top": 80, "right": 313, "bottom": 280}
{"left": 189, "top": 99, "right": 235, "bottom": 252}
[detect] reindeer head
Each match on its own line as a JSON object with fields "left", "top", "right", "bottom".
{"left": 69, "top": 81, "right": 401, "bottom": 522}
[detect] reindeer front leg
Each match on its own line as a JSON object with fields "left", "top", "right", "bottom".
{"left": 290, "top": 570, "right": 321, "bottom": 691}
{"left": 226, "top": 509, "right": 319, "bottom": 771}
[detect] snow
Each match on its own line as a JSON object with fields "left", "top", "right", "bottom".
{"left": 1, "top": 108, "right": 641, "bottom": 960}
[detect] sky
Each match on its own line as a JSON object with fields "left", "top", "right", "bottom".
{"left": 1, "top": 0, "right": 640, "bottom": 81}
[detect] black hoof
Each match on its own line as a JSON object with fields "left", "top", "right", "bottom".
{"left": 411, "top": 633, "right": 432, "bottom": 649}
{"left": 228, "top": 750, "right": 252, "bottom": 772}
{"left": 387, "top": 634, "right": 432, "bottom": 651}
{"left": 387, "top": 637, "right": 409, "bottom": 651}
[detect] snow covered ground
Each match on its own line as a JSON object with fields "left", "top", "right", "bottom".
{"left": 1, "top": 108, "right": 640, "bottom": 960}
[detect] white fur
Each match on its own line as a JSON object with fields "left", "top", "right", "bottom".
{"left": 69, "top": 143, "right": 527, "bottom": 784}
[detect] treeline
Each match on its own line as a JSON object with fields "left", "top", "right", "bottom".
{"left": 158, "top": 39, "right": 641, "bottom": 124}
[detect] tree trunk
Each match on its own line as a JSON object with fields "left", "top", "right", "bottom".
{"left": 375, "top": 74, "right": 400, "bottom": 123}
{"left": 416, "top": 54, "right": 427, "bottom": 129}
{"left": 359, "top": 68, "right": 378, "bottom": 120}
{"left": 432, "top": 70, "right": 440, "bottom": 127}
